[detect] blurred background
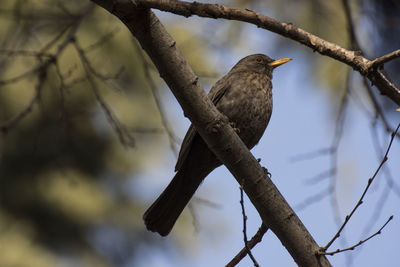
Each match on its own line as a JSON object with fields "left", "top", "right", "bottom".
{"left": 0, "top": 0, "right": 399, "bottom": 266}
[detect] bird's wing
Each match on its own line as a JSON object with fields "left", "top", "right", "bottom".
{"left": 208, "top": 75, "right": 231, "bottom": 106}
{"left": 174, "top": 124, "right": 196, "bottom": 171}
{"left": 174, "top": 76, "right": 231, "bottom": 172}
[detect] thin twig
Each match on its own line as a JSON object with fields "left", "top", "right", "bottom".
{"left": 0, "top": 17, "right": 84, "bottom": 131}
{"left": 363, "top": 77, "right": 400, "bottom": 138}
{"left": 74, "top": 46, "right": 124, "bottom": 81}
{"left": 54, "top": 61, "right": 68, "bottom": 121}
{"left": 0, "top": 49, "right": 53, "bottom": 57}
{"left": 40, "top": 24, "right": 71, "bottom": 53}
{"left": 134, "top": 40, "right": 180, "bottom": 156}
{"left": 289, "top": 147, "right": 333, "bottom": 163}
{"left": 73, "top": 40, "right": 135, "bottom": 147}
{"left": 0, "top": 66, "right": 46, "bottom": 132}
{"left": 238, "top": 185, "right": 259, "bottom": 267}
{"left": 369, "top": 126, "right": 400, "bottom": 197}
{"left": 341, "top": 0, "right": 359, "bottom": 50}
{"left": 304, "top": 169, "right": 335, "bottom": 185}
{"left": 370, "top": 49, "right": 400, "bottom": 69}
{"left": 320, "top": 216, "right": 393, "bottom": 256}
{"left": 361, "top": 182, "right": 391, "bottom": 237}
{"left": 328, "top": 68, "right": 352, "bottom": 245}
{"left": 322, "top": 124, "right": 400, "bottom": 251}
{"left": 342, "top": 0, "right": 399, "bottom": 140}
{"left": 84, "top": 27, "right": 121, "bottom": 53}
{"left": 294, "top": 187, "right": 331, "bottom": 212}
{"left": 226, "top": 223, "right": 268, "bottom": 267}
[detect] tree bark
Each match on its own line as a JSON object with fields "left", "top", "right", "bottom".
{"left": 92, "top": 1, "right": 332, "bottom": 266}
{"left": 135, "top": 0, "right": 400, "bottom": 106}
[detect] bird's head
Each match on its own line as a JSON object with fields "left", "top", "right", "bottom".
{"left": 231, "top": 54, "right": 291, "bottom": 76}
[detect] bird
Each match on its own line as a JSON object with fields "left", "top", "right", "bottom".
{"left": 143, "top": 54, "right": 291, "bottom": 236}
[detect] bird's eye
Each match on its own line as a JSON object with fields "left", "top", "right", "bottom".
{"left": 256, "top": 58, "right": 263, "bottom": 63}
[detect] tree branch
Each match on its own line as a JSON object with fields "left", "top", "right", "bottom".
{"left": 134, "top": 0, "right": 400, "bottom": 106}
{"left": 0, "top": 65, "right": 46, "bottom": 133}
{"left": 321, "top": 124, "right": 400, "bottom": 252}
{"left": 92, "top": 0, "right": 331, "bottom": 266}
{"left": 239, "top": 186, "right": 259, "bottom": 267}
{"left": 0, "top": 16, "right": 85, "bottom": 132}
{"left": 320, "top": 216, "right": 393, "bottom": 256}
{"left": 370, "top": 49, "right": 400, "bottom": 69}
{"left": 226, "top": 223, "right": 268, "bottom": 267}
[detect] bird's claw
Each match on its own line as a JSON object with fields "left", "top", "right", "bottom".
{"left": 229, "top": 122, "right": 240, "bottom": 133}
{"left": 262, "top": 167, "right": 272, "bottom": 178}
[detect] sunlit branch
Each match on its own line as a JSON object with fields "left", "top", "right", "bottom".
{"left": 134, "top": 0, "right": 400, "bottom": 106}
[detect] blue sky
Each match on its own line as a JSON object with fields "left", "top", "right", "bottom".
{"left": 134, "top": 11, "right": 400, "bottom": 267}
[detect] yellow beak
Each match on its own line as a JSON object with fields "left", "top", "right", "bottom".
{"left": 269, "top": 58, "right": 292, "bottom": 68}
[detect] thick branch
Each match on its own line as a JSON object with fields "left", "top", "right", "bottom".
{"left": 92, "top": 1, "right": 331, "bottom": 266}
{"left": 135, "top": 0, "right": 400, "bottom": 106}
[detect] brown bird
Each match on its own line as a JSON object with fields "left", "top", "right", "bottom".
{"left": 143, "top": 54, "right": 291, "bottom": 236}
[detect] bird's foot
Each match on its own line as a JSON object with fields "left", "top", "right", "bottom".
{"left": 262, "top": 167, "right": 272, "bottom": 178}
{"left": 229, "top": 122, "right": 240, "bottom": 134}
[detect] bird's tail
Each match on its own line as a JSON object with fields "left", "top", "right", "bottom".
{"left": 143, "top": 169, "right": 204, "bottom": 236}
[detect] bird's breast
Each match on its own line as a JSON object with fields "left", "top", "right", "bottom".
{"left": 217, "top": 73, "right": 273, "bottom": 149}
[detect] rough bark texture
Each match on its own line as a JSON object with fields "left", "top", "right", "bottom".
{"left": 92, "top": 1, "right": 332, "bottom": 266}
{"left": 135, "top": 0, "right": 400, "bottom": 106}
